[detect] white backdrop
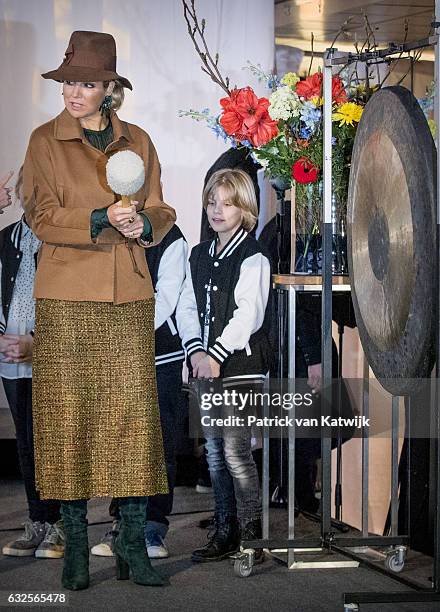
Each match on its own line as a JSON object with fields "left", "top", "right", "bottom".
{"left": 0, "top": 0, "right": 274, "bottom": 247}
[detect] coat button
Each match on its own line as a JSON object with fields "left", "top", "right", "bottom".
{"left": 213, "top": 286, "right": 218, "bottom": 291}
{"left": 10, "top": 277, "right": 14, "bottom": 282}
{"left": 200, "top": 312, "right": 204, "bottom": 317}
{"left": 16, "top": 254, "right": 20, "bottom": 259}
{"left": 214, "top": 262, "right": 219, "bottom": 267}
{"left": 204, "top": 284, "right": 208, "bottom": 289}
{"left": 211, "top": 317, "right": 215, "bottom": 321}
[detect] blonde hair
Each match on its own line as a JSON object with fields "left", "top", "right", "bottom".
{"left": 203, "top": 168, "right": 258, "bottom": 232}
{"left": 104, "top": 80, "right": 125, "bottom": 111}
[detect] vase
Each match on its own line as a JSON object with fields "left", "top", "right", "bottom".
{"left": 294, "top": 179, "right": 348, "bottom": 275}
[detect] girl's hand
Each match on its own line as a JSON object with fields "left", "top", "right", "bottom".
{"left": 190, "top": 351, "right": 206, "bottom": 377}
{"left": 1, "top": 333, "right": 33, "bottom": 363}
{"left": 195, "top": 355, "right": 220, "bottom": 379}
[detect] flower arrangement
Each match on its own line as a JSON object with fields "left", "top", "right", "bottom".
{"left": 180, "top": 63, "right": 366, "bottom": 231}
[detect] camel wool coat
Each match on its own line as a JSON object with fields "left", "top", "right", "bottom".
{"left": 23, "top": 109, "right": 176, "bottom": 304}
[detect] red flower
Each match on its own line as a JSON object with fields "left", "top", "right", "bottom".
{"left": 220, "top": 86, "right": 278, "bottom": 147}
{"left": 295, "top": 73, "right": 347, "bottom": 104}
{"left": 292, "top": 158, "right": 319, "bottom": 184}
{"left": 295, "top": 73, "right": 322, "bottom": 100}
{"left": 331, "top": 75, "right": 347, "bottom": 104}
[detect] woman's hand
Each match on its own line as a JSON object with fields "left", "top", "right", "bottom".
{"left": 1, "top": 333, "right": 33, "bottom": 363}
{"left": 107, "top": 201, "right": 144, "bottom": 239}
{"left": 195, "top": 355, "right": 221, "bottom": 379}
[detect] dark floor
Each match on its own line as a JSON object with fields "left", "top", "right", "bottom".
{"left": 0, "top": 480, "right": 439, "bottom": 612}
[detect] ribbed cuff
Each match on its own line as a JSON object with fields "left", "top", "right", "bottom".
{"left": 184, "top": 338, "right": 204, "bottom": 358}
{"left": 208, "top": 340, "right": 232, "bottom": 365}
{"left": 139, "top": 213, "right": 153, "bottom": 244}
{"left": 91, "top": 208, "right": 111, "bottom": 239}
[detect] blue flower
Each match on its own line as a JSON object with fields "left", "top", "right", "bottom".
{"left": 300, "top": 127, "right": 312, "bottom": 139}
{"left": 300, "top": 101, "right": 321, "bottom": 132}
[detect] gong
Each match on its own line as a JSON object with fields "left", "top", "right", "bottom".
{"left": 347, "top": 85, "right": 437, "bottom": 396}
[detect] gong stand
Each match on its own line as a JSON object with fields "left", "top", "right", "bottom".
{"left": 324, "top": 22, "right": 440, "bottom": 612}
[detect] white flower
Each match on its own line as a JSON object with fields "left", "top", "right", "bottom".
{"left": 252, "top": 151, "right": 269, "bottom": 169}
{"left": 268, "top": 86, "right": 301, "bottom": 121}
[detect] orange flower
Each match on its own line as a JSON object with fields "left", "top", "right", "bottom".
{"left": 220, "top": 87, "right": 278, "bottom": 147}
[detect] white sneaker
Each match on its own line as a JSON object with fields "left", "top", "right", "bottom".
{"left": 35, "top": 520, "right": 64, "bottom": 559}
{"left": 2, "top": 520, "right": 45, "bottom": 557}
{"left": 91, "top": 521, "right": 118, "bottom": 557}
{"left": 146, "top": 534, "right": 169, "bottom": 559}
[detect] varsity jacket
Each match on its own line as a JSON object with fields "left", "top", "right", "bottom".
{"left": 0, "top": 219, "right": 38, "bottom": 333}
{"left": 145, "top": 224, "right": 187, "bottom": 366}
{"left": 176, "top": 226, "right": 273, "bottom": 381}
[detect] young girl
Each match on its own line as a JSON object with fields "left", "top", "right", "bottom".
{"left": 177, "top": 168, "right": 272, "bottom": 562}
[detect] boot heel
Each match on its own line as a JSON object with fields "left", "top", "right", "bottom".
{"left": 116, "top": 554, "right": 129, "bottom": 580}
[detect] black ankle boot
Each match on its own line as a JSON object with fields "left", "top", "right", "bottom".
{"left": 114, "top": 497, "right": 168, "bottom": 586}
{"left": 60, "top": 500, "right": 89, "bottom": 591}
{"left": 241, "top": 519, "right": 264, "bottom": 563}
{"left": 191, "top": 515, "right": 240, "bottom": 562}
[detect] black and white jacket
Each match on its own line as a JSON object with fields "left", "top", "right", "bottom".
{"left": 176, "top": 227, "right": 273, "bottom": 381}
{"left": 145, "top": 224, "right": 188, "bottom": 367}
{"left": 0, "top": 219, "right": 38, "bottom": 334}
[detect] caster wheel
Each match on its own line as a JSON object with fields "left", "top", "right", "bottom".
{"left": 234, "top": 556, "right": 253, "bottom": 578}
{"left": 385, "top": 552, "right": 404, "bottom": 573}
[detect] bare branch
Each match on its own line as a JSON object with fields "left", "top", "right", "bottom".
{"left": 182, "top": 0, "right": 231, "bottom": 95}
{"left": 307, "top": 32, "right": 314, "bottom": 76}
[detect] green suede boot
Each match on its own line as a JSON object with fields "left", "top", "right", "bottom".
{"left": 114, "top": 497, "right": 168, "bottom": 586}
{"left": 60, "top": 500, "right": 89, "bottom": 591}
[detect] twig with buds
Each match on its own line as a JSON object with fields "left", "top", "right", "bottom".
{"left": 182, "top": 0, "right": 231, "bottom": 95}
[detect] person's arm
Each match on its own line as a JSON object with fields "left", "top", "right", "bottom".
{"left": 154, "top": 237, "right": 188, "bottom": 330}
{"left": 137, "top": 136, "right": 176, "bottom": 248}
{"left": 208, "top": 252, "right": 271, "bottom": 366}
{"left": 175, "top": 259, "right": 204, "bottom": 359}
{"left": 23, "top": 134, "right": 96, "bottom": 245}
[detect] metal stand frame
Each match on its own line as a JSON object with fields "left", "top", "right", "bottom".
{"left": 236, "top": 11, "right": 440, "bottom": 610}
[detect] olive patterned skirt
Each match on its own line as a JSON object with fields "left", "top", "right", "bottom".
{"left": 32, "top": 298, "right": 168, "bottom": 500}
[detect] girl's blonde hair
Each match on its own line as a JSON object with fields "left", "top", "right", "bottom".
{"left": 202, "top": 168, "right": 258, "bottom": 232}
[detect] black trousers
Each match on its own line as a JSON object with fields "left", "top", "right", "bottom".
{"left": 2, "top": 377, "right": 60, "bottom": 524}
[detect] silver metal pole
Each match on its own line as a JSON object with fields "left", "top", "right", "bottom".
{"left": 288, "top": 285, "right": 296, "bottom": 568}
{"left": 391, "top": 396, "right": 399, "bottom": 537}
{"left": 321, "top": 49, "right": 334, "bottom": 536}
{"left": 362, "top": 355, "right": 370, "bottom": 538}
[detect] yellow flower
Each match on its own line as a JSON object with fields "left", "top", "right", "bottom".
{"left": 428, "top": 118, "right": 437, "bottom": 138}
{"left": 332, "top": 102, "right": 363, "bottom": 126}
{"left": 281, "top": 72, "right": 300, "bottom": 89}
{"left": 310, "top": 96, "right": 323, "bottom": 107}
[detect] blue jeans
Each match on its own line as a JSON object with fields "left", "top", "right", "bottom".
{"left": 205, "top": 434, "right": 261, "bottom": 525}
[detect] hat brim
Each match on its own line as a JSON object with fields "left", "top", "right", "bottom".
{"left": 41, "top": 66, "right": 132, "bottom": 90}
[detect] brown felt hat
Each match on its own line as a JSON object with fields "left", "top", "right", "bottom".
{"left": 41, "top": 30, "right": 132, "bottom": 90}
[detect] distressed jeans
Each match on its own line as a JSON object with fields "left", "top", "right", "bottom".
{"left": 205, "top": 434, "right": 261, "bottom": 525}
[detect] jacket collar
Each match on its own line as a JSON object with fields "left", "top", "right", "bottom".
{"left": 53, "top": 108, "right": 132, "bottom": 146}
{"left": 209, "top": 226, "right": 248, "bottom": 260}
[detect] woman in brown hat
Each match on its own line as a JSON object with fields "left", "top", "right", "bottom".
{"left": 22, "top": 30, "right": 175, "bottom": 590}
